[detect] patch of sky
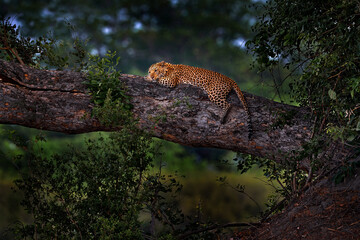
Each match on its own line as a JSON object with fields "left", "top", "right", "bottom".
{"left": 233, "top": 38, "right": 247, "bottom": 49}
{"left": 102, "top": 27, "right": 112, "bottom": 35}
{"left": 134, "top": 21, "right": 143, "bottom": 31}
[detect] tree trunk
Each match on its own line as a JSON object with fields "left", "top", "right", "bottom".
{"left": 0, "top": 59, "right": 312, "bottom": 162}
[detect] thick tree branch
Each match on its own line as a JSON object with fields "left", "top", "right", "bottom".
{"left": 0, "top": 59, "right": 312, "bottom": 161}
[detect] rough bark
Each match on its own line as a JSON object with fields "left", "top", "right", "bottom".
{"left": 0, "top": 59, "right": 312, "bottom": 162}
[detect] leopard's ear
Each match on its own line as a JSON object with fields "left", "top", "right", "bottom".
{"left": 159, "top": 61, "right": 166, "bottom": 66}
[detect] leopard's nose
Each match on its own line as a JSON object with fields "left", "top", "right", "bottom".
{"left": 145, "top": 75, "right": 152, "bottom": 81}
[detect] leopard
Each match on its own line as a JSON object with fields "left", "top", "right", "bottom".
{"left": 146, "top": 61, "right": 252, "bottom": 139}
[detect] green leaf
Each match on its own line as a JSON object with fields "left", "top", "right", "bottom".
{"left": 328, "top": 89, "right": 336, "bottom": 100}
{"left": 347, "top": 134, "right": 356, "bottom": 141}
{"left": 356, "top": 120, "right": 360, "bottom": 131}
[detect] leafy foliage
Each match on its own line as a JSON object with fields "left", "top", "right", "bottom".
{"left": 239, "top": 0, "right": 360, "bottom": 216}
{"left": 248, "top": 0, "right": 360, "bottom": 142}
{"left": 85, "top": 51, "right": 134, "bottom": 127}
{"left": 12, "top": 134, "right": 242, "bottom": 239}
{"left": 14, "top": 132, "right": 152, "bottom": 239}
{"left": 234, "top": 132, "right": 332, "bottom": 215}
{"left": 0, "top": 17, "right": 89, "bottom": 70}
{"left": 0, "top": 17, "right": 39, "bottom": 65}
{"left": 235, "top": 154, "right": 295, "bottom": 199}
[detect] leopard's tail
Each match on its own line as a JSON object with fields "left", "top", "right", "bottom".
{"left": 233, "top": 83, "right": 252, "bottom": 139}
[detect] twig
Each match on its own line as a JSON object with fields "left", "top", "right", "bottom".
{"left": 292, "top": 170, "right": 297, "bottom": 195}
{"left": 270, "top": 67, "right": 283, "bottom": 102}
{"left": 1, "top": 24, "right": 25, "bottom": 64}
{"left": 59, "top": 197, "right": 83, "bottom": 240}
{"left": 223, "top": 181, "right": 262, "bottom": 213}
{"left": 305, "top": 166, "right": 313, "bottom": 186}
{"left": 276, "top": 177, "right": 291, "bottom": 198}
{"left": 278, "top": 58, "right": 310, "bottom": 87}
{"left": 310, "top": 115, "right": 317, "bottom": 139}
{"left": 261, "top": 198, "right": 286, "bottom": 222}
{"left": 254, "top": 177, "right": 278, "bottom": 190}
{"left": 350, "top": 219, "right": 360, "bottom": 226}
{"left": 318, "top": 107, "right": 330, "bottom": 134}
{"left": 158, "top": 208, "right": 176, "bottom": 232}
{"left": 318, "top": 73, "right": 342, "bottom": 134}
{"left": 301, "top": 166, "right": 313, "bottom": 192}
{"left": 9, "top": 47, "right": 25, "bottom": 65}
{"left": 327, "top": 69, "right": 345, "bottom": 80}
{"left": 177, "top": 222, "right": 260, "bottom": 239}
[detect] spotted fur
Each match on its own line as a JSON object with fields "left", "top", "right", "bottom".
{"left": 146, "top": 61, "right": 252, "bottom": 138}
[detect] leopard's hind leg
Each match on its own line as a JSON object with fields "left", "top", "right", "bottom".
{"left": 206, "top": 86, "right": 232, "bottom": 123}
{"left": 220, "top": 102, "right": 232, "bottom": 124}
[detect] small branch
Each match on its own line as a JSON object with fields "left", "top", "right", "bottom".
{"left": 318, "top": 107, "right": 330, "bottom": 134}
{"left": 177, "top": 222, "right": 260, "bottom": 239}
{"left": 158, "top": 208, "right": 176, "bottom": 232}
{"left": 292, "top": 170, "right": 297, "bottom": 195}
{"left": 223, "top": 181, "right": 262, "bottom": 214}
{"left": 310, "top": 115, "right": 317, "bottom": 139}
{"left": 270, "top": 66, "right": 283, "bottom": 102}
{"left": 319, "top": 73, "right": 342, "bottom": 134}
{"left": 59, "top": 197, "right": 83, "bottom": 240}
{"left": 261, "top": 198, "right": 286, "bottom": 222}
{"left": 277, "top": 58, "right": 310, "bottom": 87}
{"left": 276, "top": 178, "right": 291, "bottom": 198}
{"left": 301, "top": 166, "right": 313, "bottom": 192}
{"left": 9, "top": 47, "right": 25, "bottom": 65}
{"left": 1, "top": 24, "right": 25, "bottom": 64}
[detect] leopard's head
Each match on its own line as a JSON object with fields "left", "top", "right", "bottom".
{"left": 146, "top": 61, "right": 171, "bottom": 82}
